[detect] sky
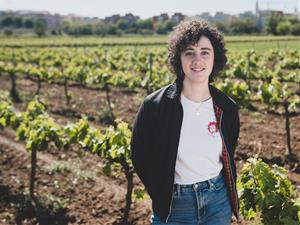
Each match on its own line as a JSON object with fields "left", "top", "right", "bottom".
{"left": 0, "top": 0, "right": 299, "bottom": 19}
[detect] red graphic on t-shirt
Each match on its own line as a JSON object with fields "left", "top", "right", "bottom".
{"left": 207, "top": 121, "right": 218, "bottom": 135}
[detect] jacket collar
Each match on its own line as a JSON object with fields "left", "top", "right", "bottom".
{"left": 166, "top": 79, "right": 236, "bottom": 112}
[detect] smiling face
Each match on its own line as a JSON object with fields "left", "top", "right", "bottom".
{"left": 180, "top": 36, "right": 214, "bottom": 86}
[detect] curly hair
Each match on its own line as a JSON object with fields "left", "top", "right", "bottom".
{"left": 167, "top": 18, "right": 227, "bottom": 83}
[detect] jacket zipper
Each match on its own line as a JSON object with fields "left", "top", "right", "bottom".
{"left": 166, "top": 96, "right": 184, "bottom": 223}
{"left": 219, "top": 110, "right": 239, "bottom": 220}
{"left": 165, "top": 192, "right": 174, "bottom": 223}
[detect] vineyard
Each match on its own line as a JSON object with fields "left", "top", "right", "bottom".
{"left": 0, "top": 37, "right": 300, "bottom": 225}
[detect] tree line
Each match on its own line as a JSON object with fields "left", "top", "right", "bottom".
{"left": 0, "top": 12, "right": 300, "bottom": 37}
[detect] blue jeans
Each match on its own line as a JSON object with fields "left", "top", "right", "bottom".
{"left": 150, "top": 172, "right": 232, "bottom": 225}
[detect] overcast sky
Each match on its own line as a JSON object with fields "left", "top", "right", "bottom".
{"left": 0, "top": 0, "right": 299, "bottom": 19}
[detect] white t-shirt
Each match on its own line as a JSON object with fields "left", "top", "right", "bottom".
{"left": 174, "top": 93, "right": 223, "bottom": 184}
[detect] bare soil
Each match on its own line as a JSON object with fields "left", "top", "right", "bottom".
{"left": 0, "top": 75, "right": 299, "bottom": 225}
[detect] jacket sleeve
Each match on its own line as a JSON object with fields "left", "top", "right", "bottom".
{"left": 130, "top": 100, "right": 152, "bottom": 188}
{"left": 231, "top": 107, "right": 240, "bottom": 152}
{"left": 230, "top": 107, "right": 240, "bottom": 182}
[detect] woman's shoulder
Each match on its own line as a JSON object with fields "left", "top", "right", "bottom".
{"left": 144, "top": 83, "right": 174, "bottom": 105}
{"left": 209, "top": 85, "right": 240, "bottom": 112}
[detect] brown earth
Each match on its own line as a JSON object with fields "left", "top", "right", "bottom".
{"left": 0, "top": 74, "right": 299, "bottom": 225}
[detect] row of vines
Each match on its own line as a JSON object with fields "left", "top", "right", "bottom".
{"left": 0, "top": 45, "right": 300, "bottom": 224}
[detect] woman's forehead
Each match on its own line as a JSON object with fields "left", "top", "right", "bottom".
{"left": 185, "top": 36, "right": 213, "bottom": 49}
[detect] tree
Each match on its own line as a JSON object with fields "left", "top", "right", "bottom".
{"left": 163, "top": 20, "right": 175, "bottom": 32}
{"left": 34, "top": 18, "right": 47, "bottom": 37}
{"left": 92, "top": 21, "right": 109, "bottom": 36}
{"left": 13, "top": 17, "right": 23, "bottom": 28}
{"left": 291, "top": 23, "right": 300, "bottom": 35}
{"left": 136, "top": 19, "right": 153, "bottom": 30}
{"left": 75, "top": 23, "right": 93, "bottom": 35}
{"left": 266, "top": 12, "right": 284, "bottom": 35}
{"left": 1, "top": 16, "right": 13, "bottom": 27}
{"left": 230, "top": 18, "right": 259, "bottom": 34}
{"left": 116, "top": 19, "right": 130, "bottom": 31}
{"left": 107, "top": 23, "right": 118, "bottom": 35}
{"left": 59, "top": 21, "right": 71, "bottom": 34}
{"left": 154, "top": 22, "right": 166, "bottom": 34}
{"left": 214, "top": 21, "right": 229, "bottom": 33}
{"left": 276, "top": 21, "right": 292, "bottom": 35}
{"left": 154, "top": 20, "right": 175, "bottom": 34}
{"left": 23, "top": 18, "right": 34, "bottom": 28}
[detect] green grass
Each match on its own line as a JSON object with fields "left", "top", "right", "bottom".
{"left": 0, "top": 35, "right": 299, "bottom": 48}
{"left": 227, "top": 40, "right": 300, "bottom": 52}
{"left": 0, "top": 35, "right": 299, "bottom": 53}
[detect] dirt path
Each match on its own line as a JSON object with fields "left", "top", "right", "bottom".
{"left": 0, "top": 129, "right": 152, "bottom": 225}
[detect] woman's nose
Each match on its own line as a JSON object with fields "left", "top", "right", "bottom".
{"left": 192, "top": 53, "right": 205, "bottom": 65}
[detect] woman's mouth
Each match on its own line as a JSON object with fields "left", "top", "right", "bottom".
{"left": 191, "top": 68, "right": 205, "bottom": 72}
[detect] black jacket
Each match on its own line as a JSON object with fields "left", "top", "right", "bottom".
{"left": 130, "top": 80, "right": 240, "bottom": 223}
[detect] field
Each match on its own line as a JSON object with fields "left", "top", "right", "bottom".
{"left": 0, "top": 35, "right": 299, "bottom": 49}
{"left": 0, "top": 36, "right": 299, "bottom": 225}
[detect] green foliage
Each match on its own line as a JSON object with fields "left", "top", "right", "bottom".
{"left": 64, "top": 116, "right": 90, "bottom": 145}
{"left": 23, "top": 97, "right": 47, "bottom": 121}
{"left": 215, "top": 78, "right": 251, "bottom": 108}
{"left": 276, "top": 21, "right": 292, "bottom": 35}
{"left": 230, "top": 18, "right": 259, "bottom": 34}
{"left": 132, "top": 187, "right": 148, "bottom": 201}
{"left": 238, "top": 157, "right": 300, "bottom": 225}
{"left": 67, "top": 118, "right": 132, "bottom": 175}
{"left": 34, "top": 18, "right": 47, "bottom": 37}
{"left": 11, "top": 97, "right": 64, "bottom": 152}
{"left": 258, "top": 77, "right": 299, "bottom": 112}
{"left": 0, "top": 91, "right": 22, "bottom": 129}
{"left": 16, "top": 114, "right": 64, "bottom": 152}
{"left": 104, "top": 121, "right": 131, "bottom": 161}
{"left": 291, "top": 23, "right": 300, "bottom": 35}
{"left": 266, "top": 12, "right": 284, "bottom": 35}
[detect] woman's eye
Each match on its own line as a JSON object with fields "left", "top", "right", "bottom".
{"left": 185, "top": 51, "right": 193, "bottom": 56}
{"left": 201, "top": 51, "right": 209, "bottom": 55}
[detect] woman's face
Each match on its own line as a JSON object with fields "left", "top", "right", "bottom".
{"left": 180, "top": 36, "right": 214, "bottom": 85}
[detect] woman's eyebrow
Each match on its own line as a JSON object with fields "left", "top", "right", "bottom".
{"left": 184, "top": 47, "right": 212, "bottom": 51}
{"left": 184, "top": 47, "right": 194, "bottom": 51}
{"left": 200, "top": 47, "right": 213, "bottom": 51}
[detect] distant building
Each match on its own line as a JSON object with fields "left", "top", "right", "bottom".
{"left": 7, "top": 10, "right": 61, "bottom": 29}
{"left": 255, "top": 1, "right": 285, "bottom": 30}
{"left": 64, "top": 14, "right": 84, "bottom": 23}
{"left": 153, "top": 13, "right": 169, "bottom": 22}
{"left": 238, "top": 11, "right": 256, "bottom": 20}
{"left": 42, "top": 12, "right": 61, "bottom": 29}
{"left": 214, "top": 11, "right": 231, "bottom": 23}
{"left": 171, "top": 13, "right": 186, "bottom": 23}
{"left": 293, "top": 8, "right": 300, "bottom": 20}
{"left": 121, "top": 13, "right": 140, "bottom": 23}
{"left": 82, "top": 17, "right": 102, "bottom": 24}
{"left": 104, "top": 13, "right": 139, "bottom": 23}
{"left": 1, "top": 10, "right": 15, "bottom": 16}
{"left": 104, "top": 14, "right": 121, "bottom": 23}
{"left": 196, "top": 12, "right": 213, "bottom": 22}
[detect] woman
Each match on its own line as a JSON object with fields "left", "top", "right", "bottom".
{"left": 130, "top": 19, "right": 240, "bottom": 225}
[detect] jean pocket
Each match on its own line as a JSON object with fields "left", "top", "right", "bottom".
{"left": 210, "top": 175, "right": 225, "bottom": 191}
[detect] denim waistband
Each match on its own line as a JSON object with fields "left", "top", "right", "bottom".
{"left": 173, "top": 171, "right": 223, "bottom": 193}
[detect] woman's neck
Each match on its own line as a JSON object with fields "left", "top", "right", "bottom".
{"left": 182, "top": 80, "right": 211, "bottom": 103}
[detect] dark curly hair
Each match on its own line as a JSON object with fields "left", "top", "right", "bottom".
{"left": 167, "top": 18, "right": 227, "bottom": 83}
